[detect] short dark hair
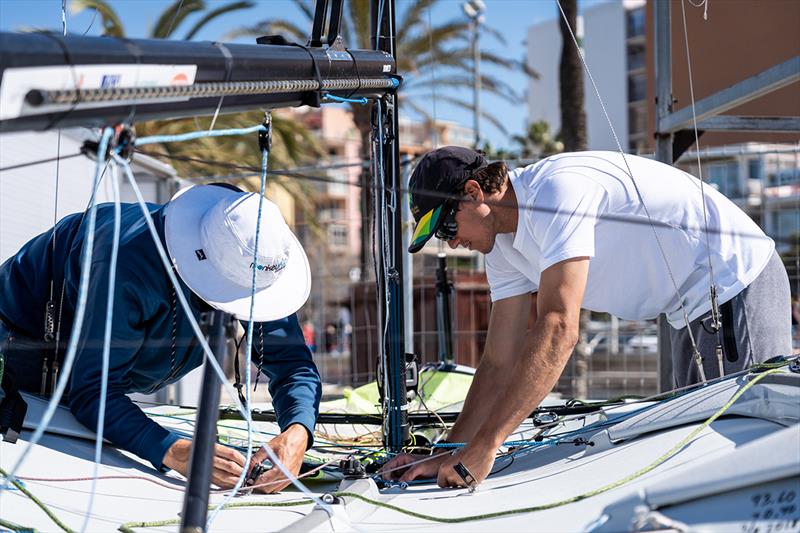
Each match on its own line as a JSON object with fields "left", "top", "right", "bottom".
{"left": 468, "top": 161, "right": 508, "bottom": 194}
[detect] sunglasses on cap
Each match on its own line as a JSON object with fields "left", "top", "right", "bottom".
{"left": 434, "top": 200, "right": 460, "bottom": 241}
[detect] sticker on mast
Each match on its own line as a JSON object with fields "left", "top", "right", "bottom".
{"left": 0, "top": 64, "right": 198, "bottom": 120}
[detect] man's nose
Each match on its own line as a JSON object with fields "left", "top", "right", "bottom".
{"left": 447, "top": 238, "right": 458, "bottom": 249}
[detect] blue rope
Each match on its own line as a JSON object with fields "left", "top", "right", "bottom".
{"left": 136, "top": 124, "right": 266, "bottom": 146}
{"left": 323, "top": 93, "right": 368, "bottom": 105}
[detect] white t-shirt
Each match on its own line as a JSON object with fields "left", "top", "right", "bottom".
{"left": 485, "top": 151, "right": 775, "bottom": 328}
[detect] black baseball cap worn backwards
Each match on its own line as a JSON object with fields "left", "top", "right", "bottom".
{"left": 408, "top": 146, "right": 488, "bottom": 253}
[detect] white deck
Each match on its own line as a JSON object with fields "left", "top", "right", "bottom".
{"left": 2, "top": 369, "right": 799, "bottom": 532}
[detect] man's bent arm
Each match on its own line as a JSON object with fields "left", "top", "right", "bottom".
{"left": 252, "top": 314, "right": 321, "bottom": 447}
{"left": 469, "top": 257, "right": 588, "bottom": 451}
{"left": 445, "top": 292, "right": 536, "bottom": 444}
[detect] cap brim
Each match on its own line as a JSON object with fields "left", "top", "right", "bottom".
{"left": 165, "top": 185, "right": 311, "bottom": 322}
{"left": 408, "top": 203, "right": 447, "bottom": 253}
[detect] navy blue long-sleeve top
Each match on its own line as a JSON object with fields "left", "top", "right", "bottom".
{"left": 0, "top": 202, "right": 321, "bottom": 470}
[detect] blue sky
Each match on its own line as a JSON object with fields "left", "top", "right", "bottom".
{"left": 0, "top": 0, "right": 608, "bottom": 149}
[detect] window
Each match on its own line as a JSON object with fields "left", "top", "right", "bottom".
{"left": 328, "top": 224, "right": 348, "bottom": 247}
{"left": 627, "top": 8, "right": 645, "bottom": 38}
{"left": 748, "top": 158, "right": 763, "bottom": 181}
{"left": 708, "top": 162, "right": 742, "bottom": 198}
{"left": 627, "top": 44, "right": 645, "bottom": 71}
{"left": 628, "top": 105, "right": 648, "bottom": 135}
{"left": 628, "top": 73, "right": 646, "bottom": 102}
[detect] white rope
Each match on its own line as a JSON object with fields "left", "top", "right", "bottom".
{"left": 207, "top": 144, "right": 266, "bottom": 526}
{"left": 81, "top": 159, "right": 121, "bottom": 533}
{"left": 7, "top": 128, "right": 114, "bottom": 481}
{"left": 113, "top": 154, "right": 331, "bottom": 516}
{"left": 687, "top": 0, "right": 709, "bottom": 21}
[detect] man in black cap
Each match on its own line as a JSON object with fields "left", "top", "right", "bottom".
{"left": 383, "top": 146, "right": 790, "bottom": 490}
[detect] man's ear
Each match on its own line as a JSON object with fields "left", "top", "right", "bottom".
{"left": 463, "top": 180, "right": 483, "bottom": 202}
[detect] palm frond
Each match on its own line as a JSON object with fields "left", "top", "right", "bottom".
{"left": 183, "top": 1, "right": 254, "bottom": 40}
{"left": 224, "top": 19, "right": 308, "bottom": 42}
{"left": 69, "top": 0, "right": 125, "bottom": 37}
{"left": 152, "top": 0, "right": 204, "bottom": 39}
{"left": 347, "top": 0, "right": 371, "bottom": 49}
{"left": 397, "top": 0, "right": 436, "bottom": 35}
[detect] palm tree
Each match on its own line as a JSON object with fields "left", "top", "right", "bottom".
{"left": 71, "top": 0, "right": 254, "bottom": 40}
{"left": 558, "top": 0, "right": 590, "bottom": 400}
{"left": 557, "top": 0, "right": 586, "bottom": 153}
{"left": 511, "top": 120, "right": 563, "bottom": 159}
{"left": 229, "top": 0, "right": 537, "bottom": 276}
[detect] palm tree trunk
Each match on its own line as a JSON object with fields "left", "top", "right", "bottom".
{"left": 558, "top": 0, "right": 587, "bottom": 153}
{"left": 558, "top": 0, "right": 590, "bottom": 400}
{"left": 351, "top": 104, "right": 373, "bottom": 282}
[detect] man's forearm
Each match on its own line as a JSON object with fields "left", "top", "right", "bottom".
{"left": 446, "top": 360, "right": 511, "bottom": 443}
{"left": 474, "top": 316, "right": 576, "bottom": 449}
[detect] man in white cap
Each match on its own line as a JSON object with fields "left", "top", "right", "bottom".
{"left": 0, "top": 183, "right": 320, "bottom": 493}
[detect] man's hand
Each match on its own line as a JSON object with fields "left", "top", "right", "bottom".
{"left": 379, "top": 450, "right": 451, "bottom": 482}
{"left": 162, "top": 439, "right": 246, "bottom": 489}
{"left": 248, "top": 423, "right": 309, "bottom": 494}
{"left": 436, "top": 441, "right": 496, "bottom": 489}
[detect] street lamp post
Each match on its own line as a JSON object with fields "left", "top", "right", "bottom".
{"left": 462, "top": 0, "right": 486, "bottom": 149}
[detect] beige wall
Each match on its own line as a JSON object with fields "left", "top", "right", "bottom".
{"left": 645, "top": 0, "right": 800, "bottom": 151}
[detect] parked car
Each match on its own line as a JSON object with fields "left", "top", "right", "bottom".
{"left": 624, "top": 334, "right": 659, "bottom": 355}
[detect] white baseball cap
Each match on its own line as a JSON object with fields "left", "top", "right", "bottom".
{"left": 164, "top": 184, "right": 311, "bottom": 321}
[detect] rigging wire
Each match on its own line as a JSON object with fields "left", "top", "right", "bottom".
{"left": 554, "top": 0, "right": 706, "bottom": 378}
{"left": 680, "top": 0, "right": 724, "bottom": 378}
{"left": 128, "top": 147, "right": 790, "bottom": 245}
{"left": 0, "top": 152, "right": 84, "bottom": 172}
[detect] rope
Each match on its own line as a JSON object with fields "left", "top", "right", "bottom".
{"left": 323, "top": 93, "right": 369, "bottom": 105}
{"left": 0, "top": 466, "right": 76, "bottom": 533}
{"left": 207, "top": 122, "right": 269, "bottom": 526}
{"left": 4, "top": 365, "right": 786, "bottom": 530}
{"left": 0, "top": 517, "right": 36, "bottom": 532}
{"left": 100, "top": 365, "right": 784, "bottom": 532}
{"left": 136, "top": 124, "right": 266, "bottom": 146}
{"left": 339, "top": 367, "right": 782, "bottom": 523}
{"left": 118, "top": 499, "right": 315, "bottom": 533}
{"left": 82, "top": 159, "right": 122, "bottom": 533}
{"left": 7, "top": 127, "right": 114, "bottom": 481}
